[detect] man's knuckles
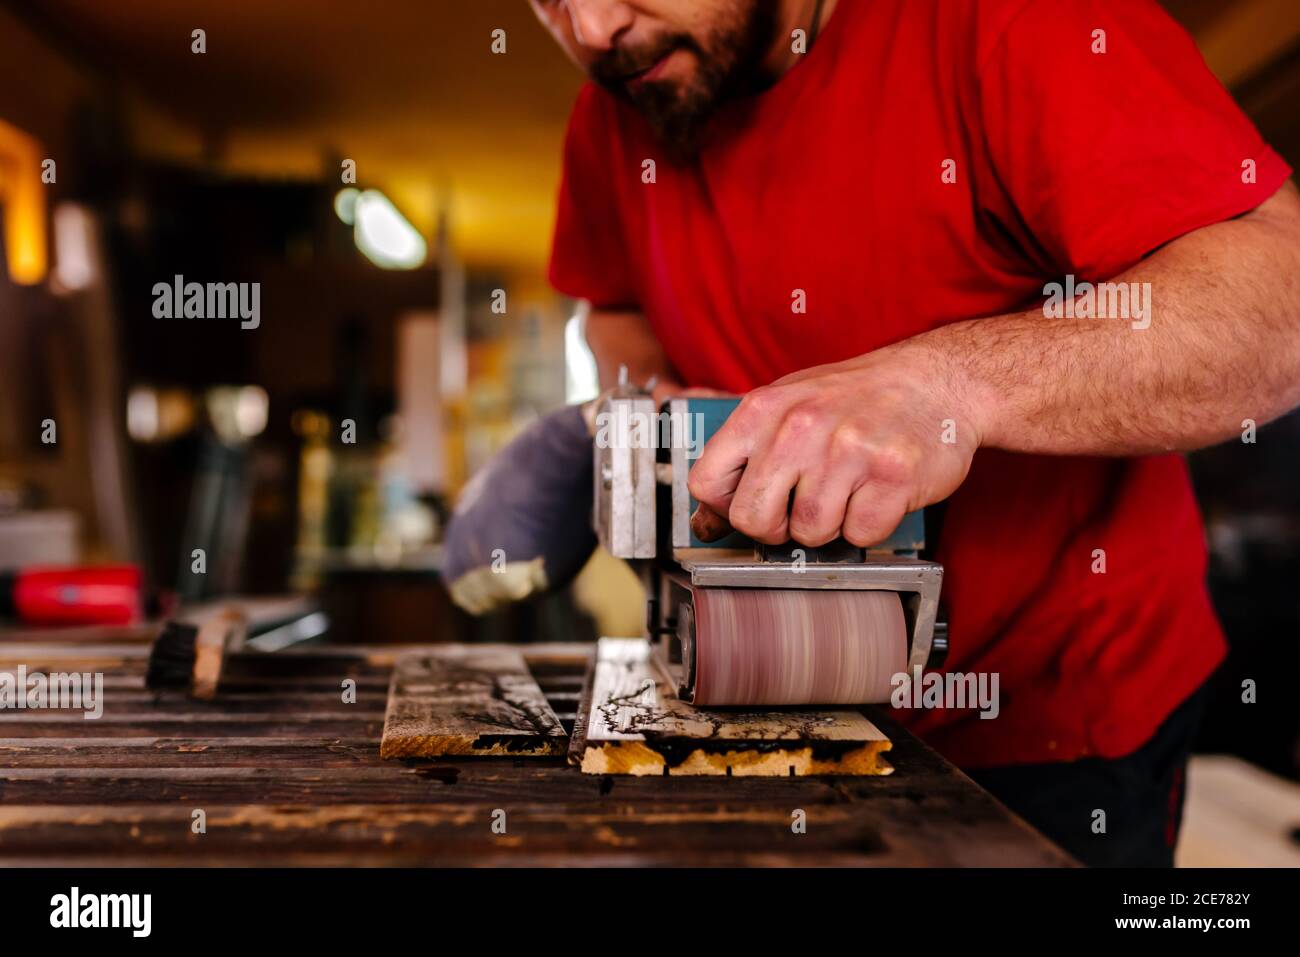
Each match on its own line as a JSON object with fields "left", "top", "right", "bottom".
{"left": 842, "top": 495, "right": 906, "bottom": 548}
{"left": 829, "top": 427, "right": 920, "bottom": 489}
{"left": 865, "top": 442, "right": 919, "bottom": 488}
{"left": 775, "top": 404, "right": 822, "bottom": 440}
{"left": 787, "top": 496, "right": 842, "bottom": 546}
{"left": 686, "top": 456, "right": 733, "bottom": 507}
{"left": 735, "top": 386, "right": 776, "bottom": 419}
{"left": 842, "top": 519, "right": 890, "bottom": 548}
{"left": 728, "top": 502, "right": 788, "bottom": 544}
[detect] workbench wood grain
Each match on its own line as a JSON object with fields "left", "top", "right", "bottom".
{"left": 0, "top": 637, "right": 1075, "bottom": 867}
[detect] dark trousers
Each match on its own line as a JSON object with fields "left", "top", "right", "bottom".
{"left": 968, "top": 684, "right": 1209, "bottom": 867}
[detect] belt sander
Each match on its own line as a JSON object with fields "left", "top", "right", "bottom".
{"left": 593, "top": 388, "right": 947, "bottom": 707}
{"left": 441, "top": 384, "right": 947, "bottom": 707}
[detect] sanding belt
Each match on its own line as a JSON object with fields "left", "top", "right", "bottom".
{"left": 690, "top": 588, "right": 907, "bottom": 706}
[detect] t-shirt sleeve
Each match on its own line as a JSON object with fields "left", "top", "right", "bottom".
{"left": 547, "top": 84, "right": 640, "bottom": 308}
{"left": 976, "top": 0, "right": 1292, "bottom": 279}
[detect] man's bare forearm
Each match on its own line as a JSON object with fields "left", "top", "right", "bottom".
{"left": 918, "top": 182, "right": 1300, "bottom": 456}
{"left": 689, "top": 185, "right": 1300, "bottom": 546}
{"left": 584, "top": 307, "right": 676, "bottom": 389}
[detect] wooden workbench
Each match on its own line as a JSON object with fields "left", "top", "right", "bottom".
{"left": 0, "top": 638, "right": 1074, "bottom": 866}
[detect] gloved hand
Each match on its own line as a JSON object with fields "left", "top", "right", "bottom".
{"left": 442, "top": 403, "right": 597, "bottom": 614}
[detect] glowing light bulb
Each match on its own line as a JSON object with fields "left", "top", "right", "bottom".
{"left": 353, "top": 190, "right": 426, "bottom": 269}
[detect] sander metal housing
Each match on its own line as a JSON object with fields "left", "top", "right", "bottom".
{"left": 592, "top": 391, "right": 947, "bottom": 706}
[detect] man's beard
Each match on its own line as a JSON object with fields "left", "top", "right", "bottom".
{"left": 589, "top": 1, "right": 778, "bottom": 162}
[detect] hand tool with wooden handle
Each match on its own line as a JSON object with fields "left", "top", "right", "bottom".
{"left": 145, "top": 607, "right": 248, "bottom": 699}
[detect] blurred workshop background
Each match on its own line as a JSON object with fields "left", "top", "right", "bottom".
{"left": 0, "top": 0, "right": 1297, "bottom": 864}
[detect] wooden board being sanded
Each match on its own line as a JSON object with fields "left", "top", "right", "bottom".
{"left": 575, "top": 637, "right": 893, "bottom": 776}
{"left": 379, "top": 648, "right": 567, "bottom": 759}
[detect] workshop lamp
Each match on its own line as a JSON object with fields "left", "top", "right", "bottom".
{"left": 335, "top": 187, "right": 426, "bottom": 269}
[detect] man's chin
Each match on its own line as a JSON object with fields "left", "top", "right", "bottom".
{"left": 650, "top": 116, "right": 714, "bottom": 164}
{"left": 625, "top": 83, "right": 717, "bottom": 163}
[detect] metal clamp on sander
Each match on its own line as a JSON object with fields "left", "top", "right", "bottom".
{"left": 593, "top": 388, "right": 947, "bottom": 707}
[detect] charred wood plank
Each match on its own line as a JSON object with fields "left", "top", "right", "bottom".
{"left": 379, "top": 649, "right": 566, "bottom": 759}
{"left": 580, "top": 638, "right": 892, "bottom": 777}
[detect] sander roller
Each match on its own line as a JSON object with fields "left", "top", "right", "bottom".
{"left": 689, "top": 588, "right": 907, "bottom": 705}
{"left": 594, "top": 387, "right": 946, "bottom": 707}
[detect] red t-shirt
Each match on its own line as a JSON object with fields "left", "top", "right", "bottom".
{"left": 548, "top": 0, "right": 1292, "bottom": 768}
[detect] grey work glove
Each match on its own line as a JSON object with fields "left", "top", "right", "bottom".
{"left": 442, "top": 404, "right": 597, "bottom": 614}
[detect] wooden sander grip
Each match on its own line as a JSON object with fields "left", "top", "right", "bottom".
{"left": 690, "top": 588, "right": 908, "bottom": 706}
